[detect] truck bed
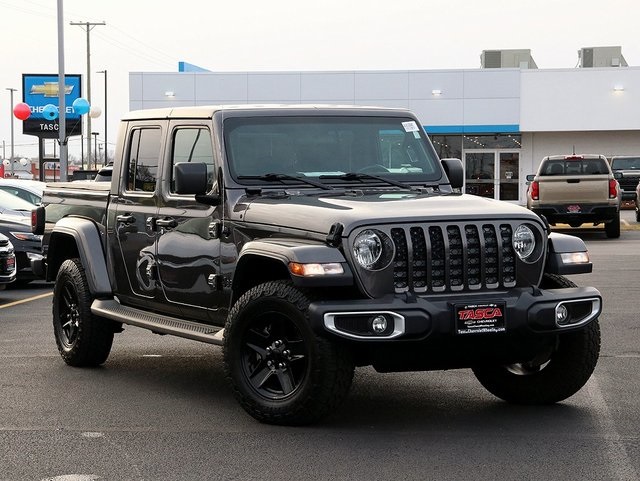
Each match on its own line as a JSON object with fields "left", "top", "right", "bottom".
{"left": 43, "top": 180, "right": 111, "bottom": 228}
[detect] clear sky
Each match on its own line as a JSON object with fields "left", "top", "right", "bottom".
{"left": 1, "top": 0, "right": 639, "bottom": 161}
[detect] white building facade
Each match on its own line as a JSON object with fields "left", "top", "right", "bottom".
{"left": 130, "top": 66, "right": 640, "bottom": 204}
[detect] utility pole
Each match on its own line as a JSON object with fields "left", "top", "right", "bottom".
{"left": 70, "top": 20, "right": 105, "bottom": 169}
{"left": 6, "top": 87, "right": 17, "bottom": 176}
{"left": 57, "top": 0, "right": 67, "bottom": 181}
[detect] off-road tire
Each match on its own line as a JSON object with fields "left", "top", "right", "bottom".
{"left": 53, "top": 258, "right": 114, "bottom": 367}
{"left": 472, "top": 273, "right": 601, "bottom": 404}
{"left": 223, "top": 280, "right": 355, "bottom": 425}
{"left": 605, "top": 213, "right": 620, "bottom": 238}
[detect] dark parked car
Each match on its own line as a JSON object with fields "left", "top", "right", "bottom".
{"left": 0, "top": 233, "right": 17, "bottom": 289}
{"left": 610, "top": 156, "right": 640, "bottom": 201}
{"left": 0, "top": 190, "right": 42, "bottom": 284}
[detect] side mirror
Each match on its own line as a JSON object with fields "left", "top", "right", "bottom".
{"left": 175, "top": 162, "right": 208, "bottom": 195}
{"left": 440, "top": 158, "right": 464, "bottom": 189}
{"left": 613, "top": 172, "right": 623, "bottom": 180}
{"left": 174, "top": 162, "right": 221, "bottom": 206}
{"left": 526, "top": 174, "right": 535, "bottom": 182}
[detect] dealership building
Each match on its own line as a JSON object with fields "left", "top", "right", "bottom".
{"left": 129, "top": 47, "right": 640, "bottom": 205}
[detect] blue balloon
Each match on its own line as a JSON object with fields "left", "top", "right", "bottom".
{"left": 72, "top": 97, "right": 90, "bottom": 115}
{"left": 42, "top": 104, "right": 59, "bottom": 120}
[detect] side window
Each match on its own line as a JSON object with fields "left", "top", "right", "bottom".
{"left": 126, "top": 128, "right": 161, "bottom": 192}
{"left": 171, "top": 128, "right": 215, "bottom": 193}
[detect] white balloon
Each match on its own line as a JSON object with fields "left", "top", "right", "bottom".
{"left": 89, "top": 106, "right": 102, "bottom": 118}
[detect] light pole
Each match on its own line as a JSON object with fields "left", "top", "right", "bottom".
{"left": 6, "top": 87, "right": 17, "bottom": 176}
{"left": 97, "top": 69, "right": 107, "bottom": 164}
{"left": 91, "top": 132, "right": 98, "bottom": 169}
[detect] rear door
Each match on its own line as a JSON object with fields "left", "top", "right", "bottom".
{"left": 109, "top": 122, "right": 168, "bottom": 312}
{"left": 154, "top": 121, "right": 223, "bottom": 323}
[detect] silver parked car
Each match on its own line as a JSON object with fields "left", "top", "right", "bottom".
{"left": 0, "top": 233, "right": 17, "bottom": 289}
{"left": 0, "top": 179, "right": 46, "bottom": 205}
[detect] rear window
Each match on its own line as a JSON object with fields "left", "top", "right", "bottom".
{"left": 611, "top": 157, "right": 640, "bottom": 170}
{"left": 540, "top": 158, "right": 608, "bottom": 176}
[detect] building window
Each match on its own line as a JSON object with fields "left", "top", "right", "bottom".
{"left": 463, "top": 134, "right": 521, "bottom": 150}
{"left": 430, "top": 135, "right": 462, "bottom": 160}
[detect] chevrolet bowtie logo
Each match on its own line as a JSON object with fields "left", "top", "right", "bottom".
{"left": 30, "top": 82, "right": 74, "bottom": 97}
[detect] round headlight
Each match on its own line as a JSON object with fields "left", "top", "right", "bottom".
{"left": 513, "top": 224, "right": 536, "bottom": 261}
{"left": 352, "top": 229, "right": 393, "bottom": 270}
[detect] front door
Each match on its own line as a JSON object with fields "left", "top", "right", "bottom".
{"left": 464, "top": 150, "right": 520, "bottom": 201}
{"left": 155, "top": 122, "right": 222, "bottom": 323}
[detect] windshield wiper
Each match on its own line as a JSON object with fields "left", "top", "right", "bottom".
{"left": 319, "top": 172, "right": 415, "bottom": 190}
{"left": 238, "top": 173, "right": 333, "bottom": 190}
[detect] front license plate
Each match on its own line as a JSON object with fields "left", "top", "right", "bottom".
{"left": 455, "top": 302, "right": 506, "bottom": 335}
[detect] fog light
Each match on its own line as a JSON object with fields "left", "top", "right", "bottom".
{"left": 556, "top": 304, "right": 569, "bottom": 325}
{"left": 371, "top": 315, "right": 388, "bottom": 334}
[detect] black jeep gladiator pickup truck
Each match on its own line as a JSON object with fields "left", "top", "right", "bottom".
{"left": 35, "top": 105, "right": 602, "bottom": 425}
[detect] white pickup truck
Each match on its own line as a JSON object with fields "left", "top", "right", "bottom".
{"left": 526, "top": 154, "right": 622, "bottom": 238}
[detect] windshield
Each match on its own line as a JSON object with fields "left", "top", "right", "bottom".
{"left": 0, "top": 189, "right": 36, "bottom": 211}
{"left": 224, "top": 116, "right": 442, "bottom": 185}
{"left": 611, "top": 157, "right": 640, "bottom": 170}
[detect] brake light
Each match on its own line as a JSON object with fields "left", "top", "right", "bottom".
{"left": 530, "top": 180, "right": 539, "bottom": 200}
{"left": 609, "top": 179, "right": 618, "bottom": 199}
{"left": 565, "top": 155, "right": 584, "bottom": 160}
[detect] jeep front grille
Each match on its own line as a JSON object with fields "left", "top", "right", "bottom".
{"left": 390, "top": 223, "right": 517, "bottom": 293}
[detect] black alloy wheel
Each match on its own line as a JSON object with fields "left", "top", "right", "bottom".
{"left": 224, "top": 281, "right": 355, "bottom": 425}
{"left": 240, "top": 310, "right": 309, "bottom": 400}
{"left": 53, "top": 258, "right": 115, "bottom": 367}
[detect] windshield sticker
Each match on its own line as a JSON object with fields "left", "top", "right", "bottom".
{"left": 413, "top": 131, "right": 421, "bottom": 139}
{"left": 402, "top": 121, "right": 419, "bottom": 132}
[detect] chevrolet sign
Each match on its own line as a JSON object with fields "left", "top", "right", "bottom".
{"left": 22, "top": 73, "right": 82, "bottom": 139}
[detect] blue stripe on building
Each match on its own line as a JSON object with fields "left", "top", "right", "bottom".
{"left": 424, "top": 125, "right": 520, "bottom": 134}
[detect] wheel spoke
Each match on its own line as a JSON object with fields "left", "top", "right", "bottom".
{"left": 276, "top": 369, "right": 296, "bottom": 395}
{"left": 245, "top": 342, "right": 267, "bottom": 357}
{"left": 250, "top": 364, "right": 275, "bottom": 390}
{"left": 286, "top": 339, "right": 306, "bottom": 357}
{"left": 61, "top": 284, "right": 75, "bottom": 309}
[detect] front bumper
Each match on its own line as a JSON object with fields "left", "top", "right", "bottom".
{"left": 308, "top": 286, "right": 601, "bottom": 371}
{"left": 309, "top": 286, "right": 601, "bottom": 341}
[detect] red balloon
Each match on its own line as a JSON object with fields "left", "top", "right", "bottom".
{"left": 13, "top": 102, "right": 31, "bottom": 121}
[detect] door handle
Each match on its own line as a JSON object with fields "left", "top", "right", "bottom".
{"left": 116, "top": 214, "right": 135, "bottom": 224}
{"left": 155, "top": 218, "right": 178, "bottom": 228}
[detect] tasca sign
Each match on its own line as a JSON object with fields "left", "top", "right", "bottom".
{"left": 22, "top": 74, "right": 82, "bottom": 139}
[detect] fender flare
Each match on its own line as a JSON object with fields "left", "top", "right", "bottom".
{"left": 233, "top": 239, "right": 353, "bottom": 290}
{"left": 47, "top": 216, "right": 112, "bottom": 297}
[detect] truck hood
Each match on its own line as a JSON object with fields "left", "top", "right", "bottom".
{"left": 238, "top": 191, "right": 538, "bottom": 235}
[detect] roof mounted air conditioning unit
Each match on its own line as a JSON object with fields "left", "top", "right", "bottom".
{"left": 578, "top": 46, "right": 628, "bottom": 68}
{"left": 481, "top": 49, "right": 538, "bottom": 69}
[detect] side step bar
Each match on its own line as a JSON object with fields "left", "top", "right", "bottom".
{"left": 92, "top": 299, "right": 225, "bottom": 346}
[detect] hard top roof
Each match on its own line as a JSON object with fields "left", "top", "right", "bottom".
{"left": 121, "top": 104, "right": 409, "bottom": 121}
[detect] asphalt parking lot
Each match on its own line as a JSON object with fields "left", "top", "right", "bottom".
{"left": 1, "top": 213, "right": 639, "bottom": 481}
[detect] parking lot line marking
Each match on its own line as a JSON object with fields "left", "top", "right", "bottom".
{"left": 0, "top": 291, "right": 53, "bottom": 309}
{"left": 585, "top": 375, "right": 639, "bottom": 481}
